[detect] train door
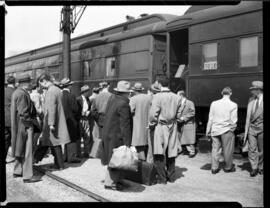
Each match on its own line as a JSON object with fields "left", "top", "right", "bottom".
{"left": 152, "top": 34, "right": 167, "bottom": 84}
{"left": 168, "top": 28, "right": 189, "bottom": 94}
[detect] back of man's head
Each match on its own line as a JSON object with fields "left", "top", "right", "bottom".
{"left": 221, "top": 87, "right": 232, "bottom": 96}
{"left": 158, "top": 77, "right": 169, "bottom": 87}
{"left": 38, "top": 73, "right": 51, "bottom": 83}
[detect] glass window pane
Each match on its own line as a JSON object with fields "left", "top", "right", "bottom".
{"left": 203, "top": 43, "right": 217, "bottom": 70}
{"left": 240, "top": 36, "right": 258, "bottom": 67}
{"left": 106, "top": 57, "right": 116, "bottom": 77}
{"left": 83, "top": 61, "right": 90, "bottom": 77}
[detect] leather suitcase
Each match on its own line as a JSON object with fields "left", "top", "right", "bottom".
{"left": 90, "top": 138, "right": 103, "bottom": 159}
{"left": 123, "top": 160, "right": 158, "bottom": 186}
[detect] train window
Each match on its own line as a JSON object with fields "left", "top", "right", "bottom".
{"left": 202, "top": 43, "right": 217, "bottom": 70}
{"left": 83, "top": 61, "right": 91, "bottom": 77}
{"left": 240, "top": 36, "right": 258, "bottom": 67}
{"left": 106, "top": 57, "right": 116, "bottom": 77}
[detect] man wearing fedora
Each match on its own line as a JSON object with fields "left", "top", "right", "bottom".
{"left": 102, "top": 81, "right": 133, "bottom": 191}
{"left": 38, "top": 73, "right": 70, "bottom": 170}
{"left": 243, "top": 81, "right": 263, "bottom": 177}
{"left": 129, "top": 82, "right": 152, "bottom": 161}
{"left": 5, "top": 75, "right": 16, "bottom": 160}
{"left": 61, "top": 78, "right": 81, "bottom": 163}
{"left": 206, "top": 87, "right": 238, "bottom": 174}
{"left": 149, "top": 77, "right": 182, "bottom": 184}
{"left": 10, "top": 73, "right": 41, "bottom": 183}
{"left": 91, "top": 81, "right": 113, "bottom": 139}
{"left": 77, "top": 85, "right": 93, "bottom": 158}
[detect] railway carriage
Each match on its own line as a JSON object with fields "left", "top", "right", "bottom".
{"left": 5, "top": 1, "right": 263, "bottom": 134}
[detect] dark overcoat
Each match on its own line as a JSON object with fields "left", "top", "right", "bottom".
{"left": 5, "top": 86, "right": 15, "bottom": 127}
{"left": 178, "top": 99, "right": 196, "bottom": 145}
{"left": 62, "top": 89, "right": 80, "bottom": 142}
{"left": 10, "top": 87, "right": 34, "bottom": 157}
{"left": 101, "top": 94, "right": 132, "bottom": 165}
{"left": 41, "top": 84, "right": 70, "bottom": 146}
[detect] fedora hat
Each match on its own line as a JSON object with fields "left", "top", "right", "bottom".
{"left": 81, "top": 85, "right": 90, "bottom": 93}
{"left": 99, "top": 81, "right": 109, "bottom": 89}
{"left": 7, "top": 75, "right": 15, "bottom": 84}
{"left": 60, "top": 77, "right": 74, "bottom": 87}
{"left": 249, "top": 81, "right": 263, "bottom": 90}
{"left": 132, "top": 82, "right": 144, "bottom": 91}
{"left": 114, "top": 81, "right": 133, "bottom": 93}
{"left": 17, "top": 73, "right": 32, "bottom": 83}
{"left": 150, "top": 82, "right": 161, "bottom": 92}
{"left": 53, "top": 80, "right": 62, "bottom": 88}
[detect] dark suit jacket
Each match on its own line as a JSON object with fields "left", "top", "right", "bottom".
{"left": 62, "top": 89, "right": 80, "bottom": 142}
{"left": 5, "top": 86, "right": 15, "bottom": 127}
{"left": 76, "top": 95, "right": 91, "bottom": 120}
{"left": 101, "top": 94, "right": 132, "bottom": 165}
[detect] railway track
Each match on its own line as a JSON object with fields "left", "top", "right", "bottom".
{"left": 33, "top": 166, "right": 111, "bottom": 202}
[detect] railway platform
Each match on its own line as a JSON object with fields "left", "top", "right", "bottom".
{"left": 4, "top": 137, "right": 263, "bottom": 206}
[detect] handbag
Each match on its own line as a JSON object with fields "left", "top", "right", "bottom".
{"left": 109, "top": 145, "right": 139, "bottom": 172}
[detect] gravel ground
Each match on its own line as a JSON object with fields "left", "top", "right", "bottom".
{"left": 5, "top": 139, "right": 263, "bottom": 206}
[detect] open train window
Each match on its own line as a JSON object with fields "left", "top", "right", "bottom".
{"left": 240, "top": 36, "right": 258, "bottom": 67}
{"left": 83, "top": 61, "right": 91, "bottom": 77}
{"left": 106, "top": 57, "right": 116, "bottom": 77}
{"left": 202, "top": 43, "right": 217, "bottom": 70}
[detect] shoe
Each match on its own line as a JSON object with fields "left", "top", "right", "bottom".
{"left": 49, "top": 164, "right": 64, "bottom": 171}
{"left": 167, "top": 178, "right": 176, "bottom": 183}
{"left": 104, "top": 184, "right": 124, "bottom": 191}
{"left": 13, "top": 174, "right": 22, "bottom": 178}
{"left": 250, "top": 169, "right": 258, "bottom": 177}
{"left": 258, "top": 169, "right": 263, "bottom": 175}
{"left": 223, "top": 165, "right": 236, "bottom": 173}
{"left": 68, "top": 158, "right": 81, "bottom": 163}
{"left": 23, "top": 176, "right": 42, "bottom": 183}
{"left": 211, "top": 168, "right": 221, "bottom": 174}
{"left": 157, "top": 180, "right": 167, "bottom": 184}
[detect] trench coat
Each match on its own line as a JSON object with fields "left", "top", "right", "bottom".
{"left": 178, "top": 99, "right": 196, "bottom": 145}
{"left": 62, "top": 89, "right": 80, "bottom": 142}
{"left": 40, "top": 84, "right": 70, "bottom": 146}
{"left": 129, "top": 93, "right": 152, "bottom": 146}
{"left": 11, "top": 87, "right": 34, "bottom": 157}
{"left": 5, "top": 86, "right": 15, "bottom": 127}
{"left": 149, "top": 89, "right": 182, "bottom": 158}
{"left": 101, "top": 94, "right": 132, "bottom": 165}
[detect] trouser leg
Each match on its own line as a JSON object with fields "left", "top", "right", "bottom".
{"left": 65, "top": 142, "right": 78, "bottom": 162}
{"left": 166, "top": 149, "right": 176, "bottom": 182}
{"left": 32, "top": 132, "right": 40, "bottom": 154}
{"left": 248, "top": 134, "right": 259, "bottom": 170}
{"left": 257, "top": 133, "right": 263, "bottom": 170}
{"left": 14, "top": 157, "right": 23, "bottom": 175}
{"left": 221, "top": 131, "right": 235, "bottom": 170}
{"left": 211, "top": 136, "right": 222, "bottom": 170}
{"left": 80, "top": 119, "right": 92, "bottom": 155}
{"left": 154, "top": 154, "right": 167, "bottom": 183}
{"left": 186, "top": 145, "right": 195, "bottom": 155}
{"left": 104, "top": 166, "right": 122, "bottom": 187}
{"left": 22, "top": 127, "right": 33, "bottom": 180}
{"left": 34, "top": 146, "right": 49, "bottom": 163}
{"left": 51, "top": 145, "right": 64, "bottom": 169}
{"left": 5, "top": 127, "right": 11, "bottom": 159}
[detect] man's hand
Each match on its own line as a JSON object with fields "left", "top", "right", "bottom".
{"left": 85, "top": 111, "right": 90, "bottom": 117}
{"left": 49, "top": 125, "right": 55, "bottom": 131}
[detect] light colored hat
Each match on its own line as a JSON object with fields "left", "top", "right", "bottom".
{"left": 17, "top": 73, "right": 33, "bottom": 83}
{"left": 60, "top": 77, "right": 74, "bottom": 87}
{"left": 114, "top": 81, "right": 133, "bottom": 93}
{"left": 249, "top": 81, "right": 263, "bottom": 90}
{"left": 150, "top": 82, "right": 161, "bottom": 92}
{"left": 81, "top": 85, "right": 90, "bottom": 93}
{"left": 132, "top": 82, "right": 144, "bottom": 91}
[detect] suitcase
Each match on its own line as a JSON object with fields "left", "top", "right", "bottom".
{"left": 90, "top": 138, "right": 103, "bottom": 159}
{"left": 123, "top": 160, "right": 158, "bottom": 186}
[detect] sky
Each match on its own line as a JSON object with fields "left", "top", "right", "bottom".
{"left": 5, "top": 5, "right": 190, "bottom": 58}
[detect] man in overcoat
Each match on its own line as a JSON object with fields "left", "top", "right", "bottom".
{"left": 91, "top": 82, "right": 112, "bottom": 139}
{"left": 5, "top": 75, "right": 16, "bottom": 160}
{"left": 61, "top": 78, "right": 81, "bottom": 163}
{"left": 11, "top": 73, "right": 41, "bottom": 183}
{"left": 243, "top": 81, "right": 263, "bottom": 177}
{"left": 206, "top": 87, "right": 238, "bottom": 174}
{"left": 77, "top": 85, "right": 93, "bottom": 158}
{"left": 102, "top": 81, "right": 132, "bottom": 191}
{"left": 38, "top": 73, "right": 70, "bottom": 170}
{"left": 129, "top": 82, "right": 152, "bottom": 161}
{"left": 149, "top": 77, "right": 182, "bottom": 184}
{"left": 177, "top": 90, "right": 196, "bottom": 158}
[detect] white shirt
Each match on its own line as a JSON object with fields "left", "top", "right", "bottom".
{"left": 81, "top": 95, "right": 89, "bottom": 115}
{"left": 206, "top": 96, "right": 238, "bottom": 137}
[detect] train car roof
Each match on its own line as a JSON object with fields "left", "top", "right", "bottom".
{"left": 5, "top": 14, "right": 177, "bottom": 62}
{"left": 167, "top": 1, "right": 262, "bottom": 30}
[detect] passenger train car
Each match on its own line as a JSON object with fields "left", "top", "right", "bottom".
{"left": 5, "top": 1, "right": 263, "bottom": 134}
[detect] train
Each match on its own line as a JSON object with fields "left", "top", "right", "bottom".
{"left": 5, "top": 1, "right": 263, "bottom": 134}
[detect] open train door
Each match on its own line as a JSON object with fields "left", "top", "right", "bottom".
{"left": 167, "top": 28, "right": 189, "bottom": 94}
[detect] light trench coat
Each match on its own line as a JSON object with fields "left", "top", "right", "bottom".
{"left": 149, "top": 89, "right": 182, "bottom": 158}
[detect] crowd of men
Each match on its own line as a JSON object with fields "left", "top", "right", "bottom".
{"left": 4, "top": 72, "right": 263, "bottom": 190}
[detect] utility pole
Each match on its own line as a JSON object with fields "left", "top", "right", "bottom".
{"left": 60, "top": 5, "right": 87, "bottom": 79}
